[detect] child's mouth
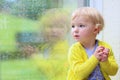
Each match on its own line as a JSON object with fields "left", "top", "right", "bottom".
{"left": 74, "top": 35, "right": 79, "bottom": 37}
{"left": 74, "top": 35, "right": 80, "bottom": 39}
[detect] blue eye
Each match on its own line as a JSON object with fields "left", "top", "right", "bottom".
{"left": 79, "top": 25, "right": 85, "bottom": 27}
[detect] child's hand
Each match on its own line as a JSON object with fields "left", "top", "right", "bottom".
{"left": 100, "top": 48, "right": 109, "bottom": 62}
{"left": 93, "top": 46, "right": 104, "bottom": 61}
{"left": 93, "top": 46, "right": 109, "bottom": 62}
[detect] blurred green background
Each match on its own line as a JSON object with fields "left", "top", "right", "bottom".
{"left": 0, "top": 0, "right": 87, "bottom": 80}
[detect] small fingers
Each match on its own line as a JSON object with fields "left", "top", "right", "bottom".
{"left": 95, "top": 46, "right": 104, "bottom": 53}
{"left": 103, "top": 48, "right": 109, "bottom": 54}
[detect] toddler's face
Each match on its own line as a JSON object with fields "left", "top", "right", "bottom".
{"left": 44, "top": 27, "right": 65, "bottom": 42}
{"left": 71, "top": 16, "right": 96, "bottom": 43}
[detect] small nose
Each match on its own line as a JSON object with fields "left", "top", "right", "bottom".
{"left": 74, "top": 26, "right": 79, "bottom": 33}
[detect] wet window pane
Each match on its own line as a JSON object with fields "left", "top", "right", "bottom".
{"left": 0, "top": 0, "right": 86, "bottom": 80}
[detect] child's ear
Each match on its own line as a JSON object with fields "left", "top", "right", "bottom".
{"left": 94, "top": 24, "right": 101, "bottom": 34}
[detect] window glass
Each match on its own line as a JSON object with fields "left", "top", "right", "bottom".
{"left": 0, "top": 0, "right": 86, "bottom": 80}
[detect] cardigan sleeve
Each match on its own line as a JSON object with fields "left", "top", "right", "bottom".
{"left": 68, "top": 45, "right": 99, "bottom": 79}
{"left": 100, "top": 48, "right": 118, "bottom": 75}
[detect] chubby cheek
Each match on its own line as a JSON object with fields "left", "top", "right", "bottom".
{"left": 81, "top": 28, "right": 91, "bottom": 35}
{"left": 81, "top": 31, "right": 88, "bottom": 36}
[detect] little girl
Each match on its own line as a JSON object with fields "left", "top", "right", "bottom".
{"left": 67, "top": 7, "right": 118, "bottom": 80}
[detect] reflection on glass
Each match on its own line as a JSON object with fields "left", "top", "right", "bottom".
{"left": 0, "top": 0, "right": 85, "bottom": 80}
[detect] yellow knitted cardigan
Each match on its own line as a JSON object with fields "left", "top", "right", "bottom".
{"left": 67, "top": 40, "right": 118, "bottom": 80}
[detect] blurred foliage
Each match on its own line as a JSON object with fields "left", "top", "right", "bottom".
{"left": 0, "top": 0, "right": 5, "bottom": 10}
{"left": 0, "top": 13, "right": 37, "bottom": 52}
{"left": 1, "top": 56, "right": 69, "bottom": 80}
{"left": 1, "top": 59, "right": 46, "bottom": 80}
{"left": 10, "top": 0, "right": 47, "bottom": 20}
{"left": 0, "top": 0, "right": 62, "bottom": 20}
